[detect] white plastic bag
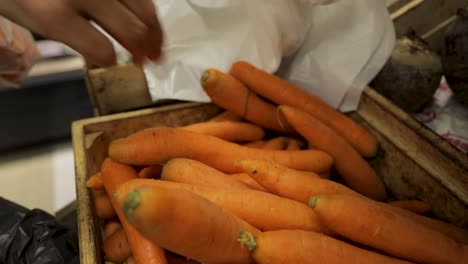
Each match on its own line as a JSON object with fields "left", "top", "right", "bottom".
{"left": 112, "top": 0, "right": 395, "bottom": 112}
{"left": 0, "top": 17, "right": 41, "bottom": 88}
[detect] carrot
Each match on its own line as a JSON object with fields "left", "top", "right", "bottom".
{"left": 388, "top": 199, "right": 431, "bottom": 215}
{"left": 243, "top": 140, "right": 266, "bottom": 148}
{"left": 235, "top": 159, "right": 357, "bottom": 204}
{"left": 93, "top": 191, "right": 116, "bottom": 219}
{"left": 109, "top": 127, "right": 333, "bottom": 174}
{"left": 103, "top": 220, "right": 122, "bottom": 239}
{"left": 161, "top": 158, "right": 250, "bottom": 190}
{"left": 208, "top": 111, "right": 243, "bottom": 122}
{"left": 309, "top": 194, "right": 466, "bottom": 264}
{"left": 237, "top": 230, "right": 414, "bottom": 264}
{"left": 382, "top": 202, "right": 468, "bottom": 244}
{"left": 318, "top": 170, "right": 331, "bottom": 180}
{"left": 181, "top": 121, "right": 265, "bottom": 142}
{"left": 230, "top": 173, "right": 268, "bottom": 192}
{"left": 119, "top": 178, "right": 328, "bottom": 233}
{"left": 138, "top": 164, "right": 163, "bottom": 179}
{"left": 86, "top": 172, "right": 104, "bottom": 190}
{"left": 165, "top": 253, "right": 198, "bottom": 264}
{"left": 230, "top": 60, "right": 379, "bottom": 158}
{"left": 286, "top": 138, "right": 305, "bottom": 150}
{"left": 114, "top": 184, "right": 260, "bottom": 264}
{"left": 278, "top": 105, "right": 387, "bottom": 201}
{"left": 260, "top": 137, "right": 291, "bottom": 150}
{"left": 101, "top": 158, "right": 167, "bottom": 264}
{"left": 200, "top": 68, "right": 290, "bottom": 132}
{"left": 102, "top": 228, "right": 132, "bottom": 264}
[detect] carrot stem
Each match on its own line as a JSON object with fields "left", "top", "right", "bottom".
{"left": 238, "top": 231, "right": 257, "bottom": 252}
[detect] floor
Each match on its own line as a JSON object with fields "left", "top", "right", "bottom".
{"left": 0, "top": 140, "right": 76, "bottom": 214}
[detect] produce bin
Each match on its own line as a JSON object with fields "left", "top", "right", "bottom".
{"left": 72, "top": 86, "right": 468, "bottom": 264}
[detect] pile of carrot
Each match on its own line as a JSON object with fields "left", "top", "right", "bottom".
{"left": 85, "top": 61, "right": 468, "bottom": 264}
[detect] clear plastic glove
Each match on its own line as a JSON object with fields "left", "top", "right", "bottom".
{"left": 0, "top": 0, "right": 164, "bottom": 66}
{"left": 0, "top": 16, "right": 40, "bottom": 87}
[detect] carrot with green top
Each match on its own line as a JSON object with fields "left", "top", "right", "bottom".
{"left": 114, "top": 184, "right": 260, "bottom": 264}
{"left": 230, "top": 60, "right": 379, "bottom": 157}
{"left": 101, "top": 158, "right": 167, "bottom": 264}
{"left": 181, "top": 121, "right": 265, "bottom": 142}
{"left": 237, "top": 230, "right": 415, "bottom": 264}
{"left": 118, "top": 178, "right": 328, "bottom": 233}
{"left": 109, "top": 127, "right": 333, "bottom": 173}
{"left": 278, "top": 105, "right": 387, "bottom": 201}
{"left": 309, "top": 194, "right": 467, "bottom": 264}
{"left": 235, "top": 159, "right": 357, "bottom": 203}
{"left": 200, "top": 68, "right": 290, "bottom": 132}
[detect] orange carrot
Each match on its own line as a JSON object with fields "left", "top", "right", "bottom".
{"left": 165, "top": 253, "right": 198, "bottom": 264}
{"left": 243, "top": 140, "right": 266, "bottom": 148}
{"left": 260, "top": 137, "right": 291, "bottom": 150}
{"left": 109, "top": 127, "right": 333, "bottom": 174}
{"left": 181, "top": 121, "right": 265, "bottom": 142}
{"left": 86, "top": 172, "right": 104, "bottom": 190}
{"left": 93, "top": 191, "right": 116, "bottom": 219}
{"left": 114, "top": 184, "right": 260, "bottom": 264}
{"left": 119, "top": 178, "right": 328, "bottom": 233}
{"left": 230, "top": 60, "right": 379, "bottom": 158}
{"left": 238, "top": 230, "right": 414, "bottom": 264}
{"left": 208, "top": 111, "right": 243, "bottom": 122}
{"left": 103, "top": 220, "right": 122, "bottom": 239}
{"left": 138, "top": 164, "right": 163, "bottom": 179}
{"left": 230, "top": 173, "right": 268, "bottom": 192}
{"left": 101, "top": 158, "right": 167, "bottom": 264}
{"left": 382, "top": 202, "right": 468, "bottom": 244}
{"left": 161, "top": 158, "right": 250, "bottom": 190}
{"left": 318, "top": 170, "right": 331, "bottom": 180}
{"left": 286, "top": 138, "right": 305, "bottom": 150}
{"left": 309, "top": 194, "right": 466, "bottom": 264}
{"left": 278, "top": 105, "right": 387, "bottom": 201}
{"left": 102, "top": 228, "right": 132, "bottom": 264}
{"left": 235, "top": 159, "right": 358, "bottom": 204}
{"left": 200, "top": 68, "right": 290, "bottom": 132}
{"left": 388, "top": 199, "right": 431, "bottom": 215}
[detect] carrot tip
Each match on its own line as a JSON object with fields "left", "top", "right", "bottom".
{"left": 237, "top": 231, "right": 257, "bottom": 252}
{"left": 122, "top": 189, "right": 142, "bottom": 219}
{"left": 308, "top": 196, "right": 318, "bottom": 208}
{"left": 200, "top": 70, "right": 210, "bottom": 84}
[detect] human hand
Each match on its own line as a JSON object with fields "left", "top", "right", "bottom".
{"left": 0, "top": 0, "right": 163, "bottom": 66}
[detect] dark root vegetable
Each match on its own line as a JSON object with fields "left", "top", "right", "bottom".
{"left": 371, "top": 31, "right": 443, "bottom": 113}
{"left": 442, "top": 8, "right": 468, "bottom": 107}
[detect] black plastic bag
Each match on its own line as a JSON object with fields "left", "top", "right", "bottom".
{"left": 0, "top": 197, "right": 79, "bottom": 264}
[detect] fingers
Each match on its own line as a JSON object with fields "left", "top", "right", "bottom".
{"left": 119, "top": 0, "right": 164, "bottom": 61}
{"left": 39, "top": 12, "right": 117, "bottom": 67}
{"left": 78, "top": 0, "right": 163, "bottom": 64}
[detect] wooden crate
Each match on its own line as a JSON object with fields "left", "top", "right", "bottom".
{"left": 72, "top": 87, "right": 468, "bottom": 264}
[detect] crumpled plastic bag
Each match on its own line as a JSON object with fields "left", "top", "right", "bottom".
{"left": 0, "top": 16, "right": 41, "bottom": 88}
{"left": 0, "top": 197, "right": 79, "bottom": 264}
{"left": 110, "top": 0, "right": 395, "bottom": 112}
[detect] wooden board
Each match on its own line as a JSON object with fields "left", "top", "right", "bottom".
{"left": 73, "top": 87, "right": 467, "bottom": 264}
